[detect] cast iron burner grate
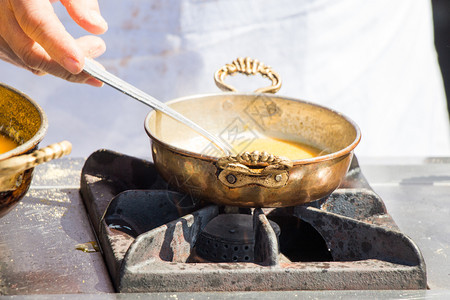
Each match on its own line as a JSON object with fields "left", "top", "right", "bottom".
{"left": 80, "top": 149, "right": 427, "bottom": 292}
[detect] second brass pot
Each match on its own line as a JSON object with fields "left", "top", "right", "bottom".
{"left": 0, "top": 83, "right": 72, "bottom": 217}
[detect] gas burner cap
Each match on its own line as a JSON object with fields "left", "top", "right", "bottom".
{"left": 194, "top": 214, "right": 280, "bottom": 263}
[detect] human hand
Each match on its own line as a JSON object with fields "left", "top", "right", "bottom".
{"left": 0, "top": 0, "right": 108, "bottom": 86}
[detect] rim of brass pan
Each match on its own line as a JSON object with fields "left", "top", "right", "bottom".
{"left": 0, "top": 83, "right": 48, "bottom": 160}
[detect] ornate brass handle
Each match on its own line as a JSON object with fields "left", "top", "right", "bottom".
{"left": 217, "top": 151, "right": 292, "bottom": 188}
{"left": 0, "top": 141, "right": 72, "bottom": 191}
{"left": 214, "top": 57, "right": 282, "bottom": 94}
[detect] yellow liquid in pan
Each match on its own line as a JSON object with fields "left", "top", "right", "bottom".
{"left": 0, "top": 134, "right": 18, "bottom": 154}
{"left": 232, "top": 137, "right": 325, "bottom": 160}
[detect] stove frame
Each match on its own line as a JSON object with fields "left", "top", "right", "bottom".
{"left": 80, "top": 149, "right": 426, "bottom": 292}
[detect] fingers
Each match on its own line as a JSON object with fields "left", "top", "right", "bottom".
{"left": 0, "top": 9, "right": 106, "bottom": 86}
{"left": 60, "top": 0, "right": 108, "bottom": 35}
{"left": 0, "top": 0, "right": 108, "bottom": 86}
{"left": 9, "top": 0, "right": 108, "bottom": 74}
{"left": 37, "top": 35, "right": 106, "bottom": 86}
{"left": 0, "top": 35, "right": 47, "bottom": 75}
{"left": 9, "top": 0, "right": 85, "bottom": 73}
{"left": 76, "top": 35, "right": 106, "bottom": 59}
{"left": 0, "top": 2, "right": 52, "bottom": 72}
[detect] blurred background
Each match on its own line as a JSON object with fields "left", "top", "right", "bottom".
{"left": 0, "top": 1, "right": 449, "bottom": 159}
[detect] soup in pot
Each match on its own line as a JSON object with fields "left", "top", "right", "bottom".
{"left": 181, "top": 134, "right": 327, "bottom": 160}
{"left": 0, "top": 134, "right": 18, "bottom": 154}
{"left": 231, "top": 136, "right": 326, "bottom": 160}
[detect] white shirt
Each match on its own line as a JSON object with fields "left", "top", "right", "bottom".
{"left": 1, "top": 0, "right": 449, "bottom": 158}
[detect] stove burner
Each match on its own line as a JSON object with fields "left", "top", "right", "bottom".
{"left": 194, "top": 214, "right": 280, "bottom": 263}
{"left": 80, "top": 149, "right": 427, "bottom": 292}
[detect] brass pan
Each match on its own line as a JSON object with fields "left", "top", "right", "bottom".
{"left": 0, "top": 83, "right": 71, "bottom": 217}
{"left": 145, "top": 58, "right": 360, "bottom": 207}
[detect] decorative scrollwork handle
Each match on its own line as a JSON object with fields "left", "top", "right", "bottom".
{"left": 217, "top": 151, "right": 292, "bottom": 188}
{"left": 0, "top": 141, "right": 72, "bottom": 191}
{"left": 217, "top": 151, "right": 292, "bottom": 169}
{"left": 214, "top": 57, "right": 282, "bottom": 94}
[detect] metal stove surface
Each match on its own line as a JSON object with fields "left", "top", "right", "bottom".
{"left": 80, "top": 150, "right": 426, "bottom": 292}
{"left": 1, "top": 153, "right": 450, "bottom": 298}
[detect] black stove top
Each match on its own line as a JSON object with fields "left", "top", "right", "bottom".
{"left": 80, "top": 149, "right": 426, "bottom": 292}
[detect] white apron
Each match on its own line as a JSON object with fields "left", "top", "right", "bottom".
{"left": 1, "top": 0, "right": 449, "bottom": 158}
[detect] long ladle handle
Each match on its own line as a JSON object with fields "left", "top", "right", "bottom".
{"left": 83, "top": 59, "right": 230, "bottom": 156}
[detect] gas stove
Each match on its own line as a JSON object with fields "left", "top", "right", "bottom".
{"left": 80, "top": 149, "right": 426, "bottom": 292}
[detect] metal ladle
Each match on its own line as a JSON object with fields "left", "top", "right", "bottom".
{"left": 83, "top": 59, "right": 231, "bottom": 155}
